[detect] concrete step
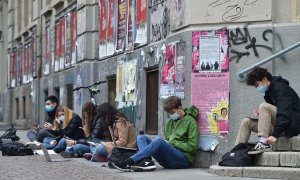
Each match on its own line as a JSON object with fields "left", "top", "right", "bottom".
{"left": 254, "top": 152, "right": 300, "bottom": 167}
{"left": 272, "top": 135, "right": 300, "bottom": 151}
{"left": 210, "top": 165, "right": 300, "bottom": 180}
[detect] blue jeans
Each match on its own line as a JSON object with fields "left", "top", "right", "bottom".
{"left": 66, "top": 138, "right": 103, "bottom": 156}
{"left": 43, "top": 137, "right": 67, "bottom": 153}
{"left": 131, "top": 135, "right": 190, "bottom": 169}
{"left": 90, "top": 143, "right": 108, "bottom": 156}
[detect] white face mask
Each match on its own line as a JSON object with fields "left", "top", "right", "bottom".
{"left": 170, "top": 112, "right": 180, "bottom": 121}
{"left": 58, "top": 115, "right": 65, "bottom": 122}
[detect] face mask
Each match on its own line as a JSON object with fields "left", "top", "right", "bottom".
{"left": 256, "top": 85, "right": 268, "bottom": 94}
{"left": 58, "top": 115, "right": 65, "bottom": 122}
{"left": 170, "top": 112, "right": 180, "bottom": 121}
{"left": 45, "top": 105, "right": 53, "bottom": 112}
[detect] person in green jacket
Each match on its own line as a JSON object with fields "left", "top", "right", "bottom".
{"left": 112, "top": 96, "right": 200, "bottom": 172}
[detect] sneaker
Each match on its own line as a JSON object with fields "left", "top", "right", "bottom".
{"left": 248, "top": 142, "right": 271, "bottom": 155}
{"left": 131, "top": 158, "right": 157, "bottom": 172}
{"left": 111, "top": 161, "right": 132, "bottom": 172}
{"left": 61, "top": 151, "right": 79, "bottom": 158}
{"left": 83, "top": 153, "right": 93, "bottom": 161}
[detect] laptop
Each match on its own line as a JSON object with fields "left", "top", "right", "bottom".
{"left": 27, "top": 142, "right": 70, "bottom": 162}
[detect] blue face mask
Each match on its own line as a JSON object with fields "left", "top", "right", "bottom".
{"left": 45, "top": 105, "right": 53, "bottom": 112}
{"left": 58, "top": 115, "right": 65, "bottom": 122}
{"left": 256, "top": 85, "right": 268, "bottom": 94}
{"left": 170, "top": 112, "right": 180, "bottom": 121}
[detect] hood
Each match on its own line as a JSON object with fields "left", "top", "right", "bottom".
{"left": 271, "top": 76, "right": 289, "bottom": 86}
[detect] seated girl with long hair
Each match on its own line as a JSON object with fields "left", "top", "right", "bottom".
{"left": 84, "top": 103, "right": 137, "bottom": 161}
{"left": 43, "top": 106, "right": 85, "bottom": 153}
{"left": 61, "top": 102, "right": 105, "bottom": 158}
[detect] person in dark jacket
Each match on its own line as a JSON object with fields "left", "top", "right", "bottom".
{"left": 235, "top": 67, "right": 300, "bottom": 154}
{"left": 60, "top": 102, "right": 104, "bottom": 158}
{"left": 43, "top": 106, "right": 85, "bottom": 153}
{"left": 27, "top": 96, "right": 59, "bottom": 142}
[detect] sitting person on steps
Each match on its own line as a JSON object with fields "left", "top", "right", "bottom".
{"left": 235, "top": 67, "right": 300, "bottom": 154}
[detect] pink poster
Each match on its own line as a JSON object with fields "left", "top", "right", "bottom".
{"left": 71, "top": 10, "right": 77, "bottom": 64}
{"left": 192, "top": 29, "right": 229, "bottom": 73}
{"left": 191, "top": 73, "right": 229, "bottom": 136}
{"left": 160, "top": 43, "right": 176, "bottom": 99}
{"left": 116, "top": 0, "right": 126, "bottom": 51}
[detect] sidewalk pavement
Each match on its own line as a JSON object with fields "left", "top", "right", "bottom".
{"left": 0, "top": 130, "right": 277, "bottom": 180}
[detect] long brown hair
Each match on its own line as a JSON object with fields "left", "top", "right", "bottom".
{"left": 82, "top": 102, "right": 97, "bottom": 137}
{"left": 97, "top": 102, "right": 128, "bottom": 139}
{"left": 53, "top": 106, "right": 74, "bottom": 130}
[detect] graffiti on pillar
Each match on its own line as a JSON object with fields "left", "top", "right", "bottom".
{"left": 150, "top": 0, "right": 170, "bottom": 42}
{"left": 229, "top": 25, "right": 273, "bottom": 63}
{"left": 75, "top": 66, "right": 82, "bottom": 106}
{"left": 169, "top": 0, "right": 185, "bottom": 31}
{"left": 207, "top": 0, "right": 271, "bottom": 22}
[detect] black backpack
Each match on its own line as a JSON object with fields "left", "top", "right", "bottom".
{"left": 2, "top": 142, "right": 34, "bottom": 156}
{"left": 219, "top": 143, "right": 255, "bottom": 167}
{"left": 107, "top": 147, "right": 137, "bottom": 167}
{"left": 0, "top": 125, "right": 20, "bottom": 150}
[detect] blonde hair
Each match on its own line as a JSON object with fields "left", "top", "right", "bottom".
{"left": 53, "top": 106, "right": 74, "bottom": 130}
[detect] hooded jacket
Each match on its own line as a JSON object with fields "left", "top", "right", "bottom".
{"left": 264, "top": 76, "right": 300, "bottom": 138}
{"left": 165, "top": 112, "right": 199, "bottom": 164}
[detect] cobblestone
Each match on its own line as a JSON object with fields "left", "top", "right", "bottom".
{"left": 0, "top": 154, "right": 129, "bottom": 180}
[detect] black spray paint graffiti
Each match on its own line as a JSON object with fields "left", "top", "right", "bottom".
{"left": 209, "top": 0, "right": 260, "bottom": 22}
{"left": 229, "top": 25, "right": 273, "bottom": 63}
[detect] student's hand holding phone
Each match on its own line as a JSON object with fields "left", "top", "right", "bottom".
{"left": 33, "top": 125, "right": 41, "bottom": 132}
{"left": 44, "top": 122, "right": 53, "bottom": 130}
{"left": 50, "top": 140, "right": 57, "bottom": 146}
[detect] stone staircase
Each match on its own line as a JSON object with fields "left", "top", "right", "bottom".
{"left": 210, "top": 136, "right": 300, "bottom": 179}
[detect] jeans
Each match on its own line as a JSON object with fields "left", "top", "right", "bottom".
{"left": 43, "top": 137, "right": 67, "bottom": 153}
{"left": 131, "top": 135, "right": 190, "bottom": 169}
{"left": 66, "top": 138, "right": 103, "bottom": 156}
{"left": 90, "top": 143, "right": 108, "bottom": 156}
{"left": 235, "top": 103, "right": 277, "bottom": 145}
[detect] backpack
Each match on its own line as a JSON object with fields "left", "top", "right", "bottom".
{"left": 107, "top": 147, "right": 137, "bottom": 167}
{"left": 0, "top": 125, "right": 20, "bottom": 150}
{"left": 219, "top": 143, "right": 255, "bottom": 167}
{"left": 2, "top": 142, "right": 34, "bottom": 156}
{"left": 184, "top": 105, "right": 199, "bottom": 119}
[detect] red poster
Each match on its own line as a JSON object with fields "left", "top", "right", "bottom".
{"left": 12, "top": 51, "right": 16, "bottom": 80}
{"left": 126, "top": 0, "right": 134, "bottom": 52}
{"left": 60, "top": 18, "right": 65, "bottom": 58}
{"left": 107, "top": 0, "right": 115, "bottom": 40}
{"left": 71, "top": 11, "right": 77, "bottom": 49}
{"left": 55, "top": 22, "right": 60, "bottom": 60}
{"left": 65, "top": 14, "right": 72, "bottom": 66}
{"left": 136, "top": 0, "right": 147, "bottom": 25}
{"left": 116, "top": 0, "right": 126, "bottom": 51}
{"left": 99, "top": 0, "right": 107, "bottom": 43}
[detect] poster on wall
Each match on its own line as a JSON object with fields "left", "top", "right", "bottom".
{"left": 23, "top": 44, "right": 28, "bottom": 83}
{"left": 191, "top": 73, "right": 229, "bottom": 150}
{"left": 116, "top": 0, "right": 127, "bottom": 52}
{"left": 11, "top": 48, "right": 17, "bottom": 88}
{"left": 75, "top": 66, "right": 82, "bottom": 107}
{"left": 50, "top": 25, "right": 55, "bottom": 73}
{"left": 115, "top": 57, "right": 124, "bottom": 107}
{"left": 160, "top": 43, "right": 176, "bottom": 99}
{"left": 98, "top": 0, "right": 107, "bottom": 58}
{"left": 71, "top": 10, "right": 77, "bottom": 65}
{"left": 135, "top": 0, "right": 147, "bottom": 45}
{"left": 125, "top": 0, "right": 135, "bottom": 53}
{"left": 31, "top": 26, "right": 37, "bottom": 77}
{"left": 60, "top": 17, "right": 65, "bottom": 70}
{"left": 7, "top": 51, "right": 11, "bottom": 88}
{"left": 55, "top": 22, "right": 60, "bottom": 72}
{"left": 175, "top": 42, "right": 185, "bottom": 99}
{"left": 169, "top": 0, "right": 185, "bottom": 31}
{"left": 45, "top": 24, "right": 50, "bottom": 75}
{"left": 192, "top": 30, "right": 229, "bottom": 73}
{"left": 65, "top": 13, "right": 72, "bottom": 67}
{"left": 28, "top": 39, "right": 33, "bottom": 82}
{"left": 17, "top": 44, "right": 23, "bottom": 86}
{"left": 107, "top": 0, "right": 115, "bottom": 56}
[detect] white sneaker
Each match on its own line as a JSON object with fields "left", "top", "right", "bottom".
{"left": 248, "top": 142, "right": 271, "bottom": 155}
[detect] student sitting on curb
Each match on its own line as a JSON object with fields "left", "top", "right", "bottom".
{"left": 112, "top": 96, "right": 199, "bottom": 172}
{"left": 235, "top": 67, "right": 300, "bottom": 154}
